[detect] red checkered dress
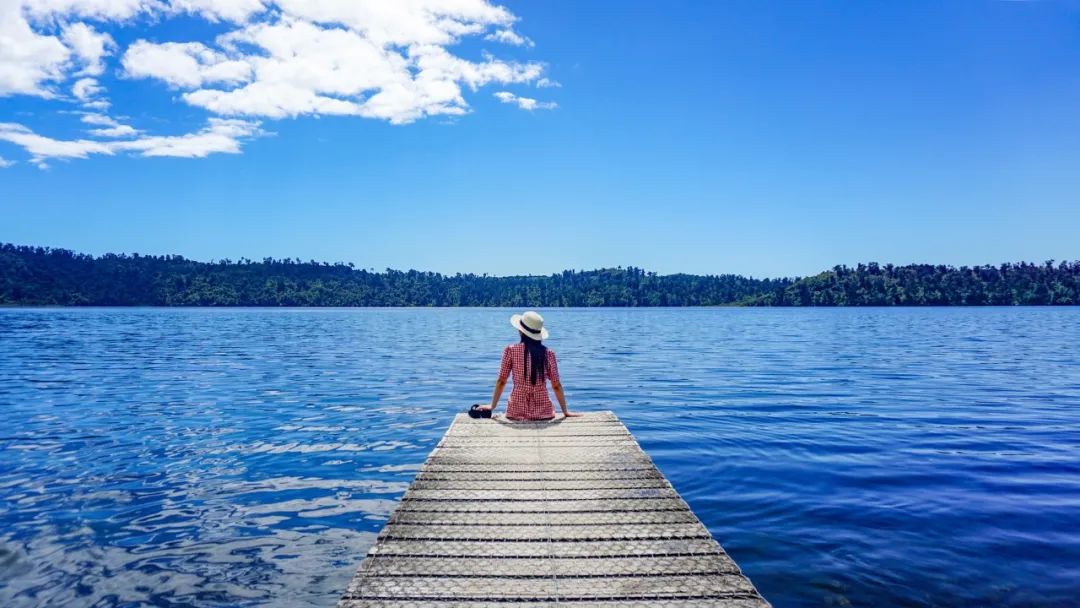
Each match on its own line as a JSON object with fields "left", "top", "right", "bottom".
{"left": 498, "top": 343, "right": 561, "bottom": 420}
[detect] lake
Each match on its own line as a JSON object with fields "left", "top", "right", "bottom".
{"left": 0, "top": 307, "right": 1078, "bottom": 607}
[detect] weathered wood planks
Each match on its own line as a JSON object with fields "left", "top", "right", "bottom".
{"left": 339, "top": 411, "right": 770, "bottom": 607}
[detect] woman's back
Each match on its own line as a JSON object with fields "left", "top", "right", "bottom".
{"left": 499, "top": 342, "right": 560, "bottom": 420}
{"left": 480, "top": 310, "right": 577, "bottom": 420}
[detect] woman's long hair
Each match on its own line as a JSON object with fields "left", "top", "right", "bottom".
{"left": 520, "top": 332, "right": 547, "bottom": 385}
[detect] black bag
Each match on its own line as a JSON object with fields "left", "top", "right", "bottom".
{"left": 468, "top": 403, "right": 492, "bottom": 419}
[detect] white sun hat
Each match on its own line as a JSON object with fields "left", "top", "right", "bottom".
{"left": 510, "top": 310, "right": 549, "bottom": 340}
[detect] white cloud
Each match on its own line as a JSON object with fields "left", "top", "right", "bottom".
{"left": 485, "top": 28, "right": 532, "bottom": 47}
{"left": 88, "top": 124, "right": 139, "bottom": 137}
{"left": 169, "top": 17, "right": 398, "bottom": 118}
{"left": 120, "top": 11, "right": 547, "bottom": 124}
{"left": 0, "top": 122, "right": 113, "bottom": 160}
{"left": 0, "top": 119, "right": 263, "bottom": 163}
{"left": 25, "top": 0, "right": 267, "bottom": 23}
{"left": 114, "top": 118, "right": 263, "bottom": 157}
{"left": 0, "top": 155, "right": 14, "bottom": 168}
{"left": 61, "top": 22, "right": 115, "bottom": 76}
{"left": 122, "top": 40, "right": 253, "bottom": 88}
{"left": 493, "top": 90, "right": 556, "bottom": 111}
{"left": 182, "top": 81, "right": 363, "bottom": 119}
{"left": 22, "top": 0, "right": 151, "bottom": 22}
{"left": 133, "top": 15, "right": 547, "bottom": 124}
{"left": 167, "top": 0, "right": 267, "bottom": 23}
{"left": 0, "top": 0, "right": 556, "bottom": 163}
{"left": 0, "top": 1, "right": 71, "bottom": 97}
{"left": 272, "top": 0, "right": 516, "bottom": 47}
{"left": 72, "top": 76, "right": 104, "bottom": 100}
{"left": 536, "top": 77, "right": 560, "bottom": 88}
{"left": 79, "top": 113, "right": 141, "bottom": 137}
{"left": 79, "top": 112, "right": 118, "bottom": 126}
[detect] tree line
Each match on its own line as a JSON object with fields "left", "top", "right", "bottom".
{"left": 0, "top": 243, "right": 1076, "bottom": 306}
{"left": 743, "top": 262, "right": 1079, "bottom": 306}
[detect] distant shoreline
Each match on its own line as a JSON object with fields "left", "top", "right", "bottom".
{"left": 1, "top": 304, "right": 1075, "bottom": 309}
{"left": 3, "top": 243, "right": 1078, "bottom": 307}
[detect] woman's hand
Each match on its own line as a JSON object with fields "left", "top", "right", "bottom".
{"left": 562, "top": 411, "right": 582, "bottom": 418}
{"left": 478, "top": 404, "right": 495, "bottom": 411}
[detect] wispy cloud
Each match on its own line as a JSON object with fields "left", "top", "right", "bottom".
{"left": 62, "top": 23, "right": 115, "bottom": 77}
{"left": 78, "top": 113, "right": 141, "bottom": 138}
{"left": 494, "top": 91, "right": 557, "bottom": 111}
{"left": 0, "top": 156, "right": 14, "bottom": 168}
{"left": 485, "top": 28, "right": 534, "bottom": 47}
{"left": 0, "top": 0, "right": 557, "bottom": 166}
{"left": 0, "top": 119, "right": 265, "bottom": 165}
{"left": 88, "top": 125, "right": 140, "bottom": 138}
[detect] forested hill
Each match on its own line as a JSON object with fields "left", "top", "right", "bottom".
{"left": 1, "top": 243, "right": 1077, "bottom": 306}
{"left": 0, "top": 244, "right": 783, "bottom": 306}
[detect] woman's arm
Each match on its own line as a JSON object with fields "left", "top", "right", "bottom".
{"left": 481, "top": 346, "right": 512, "bottom": 411}
{"left": 551, "top": 380, "right": 579, "bottom": 417}
{"left": 547, "top": 350, "right": 579, "bottom": 417}
{"left": 485, "top": 377, "right": 507, "bottom": 411}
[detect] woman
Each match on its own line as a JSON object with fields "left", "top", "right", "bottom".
{"left": 479, "top": 311, "right": 579, "bottom": 420}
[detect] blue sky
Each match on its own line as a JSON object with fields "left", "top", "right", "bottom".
{"left": 2, "top": 1, "right": 1079, "bottom": 278}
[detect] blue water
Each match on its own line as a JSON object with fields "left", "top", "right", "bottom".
{"left": 0, "top": 308, "right": 1078, "bottom": 607}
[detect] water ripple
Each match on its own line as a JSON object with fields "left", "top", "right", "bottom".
{"left": 1, "top": 307, "right": 1079, "bottom": 607}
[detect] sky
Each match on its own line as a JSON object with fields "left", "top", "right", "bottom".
{"left": 2, "top": 0, "right": 1079, "bottom": 278}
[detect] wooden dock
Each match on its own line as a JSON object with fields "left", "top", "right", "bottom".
{"left": 339, "top": 411, "right": 769, "bottom": 607}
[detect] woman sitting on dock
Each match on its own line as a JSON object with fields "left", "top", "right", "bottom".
{"left": 478, "top": 311, "right": 579, "bottom": 420}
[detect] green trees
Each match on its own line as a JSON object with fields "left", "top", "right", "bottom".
{"left": 0, "top": 243, "right": 1077, "bottom": 306}
{"left": 739, "top": 261, "right": 1080, "bottom": 306}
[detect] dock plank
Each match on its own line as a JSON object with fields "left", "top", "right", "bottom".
{"left": 339, "top": 412, "right": 769, "bottom": 607}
